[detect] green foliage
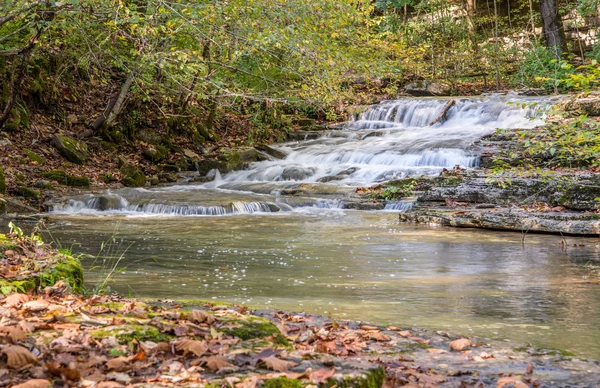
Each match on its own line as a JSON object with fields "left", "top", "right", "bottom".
{"left": 41, "top": 170, "right": 90, "bottom": 187}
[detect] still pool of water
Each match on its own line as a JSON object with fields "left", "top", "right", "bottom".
{"left": 44, "top": 210, "right": 600, "bottom": 359}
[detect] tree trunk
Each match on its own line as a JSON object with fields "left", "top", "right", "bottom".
{"left": 539, "top": 0, "right": 567, "bottom": 59}
{"left": 89, "top": 71, "right": 135, "bottom": 133}
{"left": 0, "top": 54, "right": 29, "bottom": 129}
{"left": 463, "top": 0, "right": 478, "bottom": 53}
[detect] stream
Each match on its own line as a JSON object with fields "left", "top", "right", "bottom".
{"left": 44, "top": 95, "right": 600, "bottom": 359}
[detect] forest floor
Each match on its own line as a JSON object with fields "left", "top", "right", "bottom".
{"left": 2, "top": 232, "right": 600, "bottom": 388}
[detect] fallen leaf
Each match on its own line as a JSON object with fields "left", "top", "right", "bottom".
{"left": 359, "top": 324, "right": 380, "bottom": 331}
{"left": 23, "top": 300, "right": 50, "bottom": 312}
{"left": 12, "top": 379, "right": 51, "bottom": 388}
{"left": 2, "top": 345, "right": 38, "bottom": 368}
{"left": 309, "top": 368, "right": 336, "bottom": 384}
{"left": 105, "top": 356, "right": 129, "bottom": 371}
{"left": 449, "top": 338, "right": 473, "bottom": 351}
{"left": 497, "top": 376, "right": 528, "bottom": 388}
{"left": 397, "top": 330, "right": 412, "bottom": 337}
{"left": 364, "top": 331, "right": 391, "bottom": 341}
{"left": 0, "top": 326, "right": 26, "bottom": 343}
{"left": 426, "top": 348, "right": 447, "bottom": 354}
{"left": 175, "top": 339, "right": 208, "bottom": 357}
{"left": 262, "top": 355, "right": 289, "bottom": 372}
{"left": 5, "top": 293, "right": 30, "bottom": 307}
{"left": 205, "top": 356, "right": 235, "bottom": 372}
{"left": 189, "top": 310, "right": 216, "bottom": 324}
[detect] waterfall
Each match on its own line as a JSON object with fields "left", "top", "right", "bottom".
{"left": 219, "top": 95, "right": 548, "bottom": 187}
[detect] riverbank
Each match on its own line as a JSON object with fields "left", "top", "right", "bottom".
{"left": 2, "top": 233, "right": 600, "bottom": 387}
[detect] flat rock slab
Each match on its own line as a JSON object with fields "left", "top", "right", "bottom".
{"left": 400, "top": 207, "right": 600, "bottom": 236}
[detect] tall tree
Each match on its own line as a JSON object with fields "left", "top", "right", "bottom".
{"left": 539, "top": 0, "right": 567, "bottom": 58}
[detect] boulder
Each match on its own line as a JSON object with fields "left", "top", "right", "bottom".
{"left": 405, "top": 80, "right": 452, "bottom": 96}
{"left": 255, "top": 144, "right": 287, "bottom": 160}
{"left": 560, "top": 93, "right": 600, "bottom": 116}
{"left": 120, "top": 164, "right": 146, "bottom": 187}
{"left": 143, "top": 145, "right": 168, "bottom": 162}
{"left": 52, "top": 135, "right": 89, "bottom": 164}
{"left": 41, "top": 170, "right": 90, "bottom": 187}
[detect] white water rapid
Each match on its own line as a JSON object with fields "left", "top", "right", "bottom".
{"left": 51, "top": 95, "right": 550, "bottom": 216}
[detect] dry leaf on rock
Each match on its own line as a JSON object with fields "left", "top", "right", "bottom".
{"left": 12, "top": 379, "right": 51, "bottom": 388}
{"left": 189, "top": 310, "right": 216, "bottom": 324}
{"left": 2, "top": 345, "right": 38, "bottom": 368}
{"left": 309, "top": 368, "right": 336, "bottom": 384}
{"left": 5, "top": 293, "right": 30, "bottom": 307}
{"left": 205, "top": 356, "right": 235, "bottom": 372}
{"left": 175, "top": 339, "right": 208, "bottom": 357}
{"left": 96, "top": 382, "right": 126, "bottom": 388}
{"left": 397, "top": 330, "right": 411, "bottom": 337}
{"left": 235, "top": 376, "right": 258, "bottom": 388}
{"left": 497, "top": 376, "right": 528, "bottom": 388}
{"left": 262, "top": 355, "right": 290, "bottom": 372}
{"left": 364, "top": 331, "right": 391, "bottom": 341}
{"left": 449, "top": 338, "right": 473, "bottom": 351}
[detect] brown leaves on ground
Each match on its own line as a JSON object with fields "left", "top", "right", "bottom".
{"left": 449, "top": 338, "right": 473, "bottom": 351}
{"left": 188, "top": 309, "right": 216, "bottom": 325}
{"left": 12, "top": 380, "right": 51, "bottom": 388}
{"left": 175, "top": 339, "right": 208, "bottom": 357}
{"left": 261, "top": 355, "right": 292, "bottom": 372}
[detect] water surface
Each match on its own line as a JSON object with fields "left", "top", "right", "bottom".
{"left": 46, "top": 210, "right": 600, "bottom": 359}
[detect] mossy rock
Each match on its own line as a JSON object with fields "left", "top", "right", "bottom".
{"left": 325, "top": 366, "right": 385, "bottom": 388}
{"left": 0, "top": 252, "right": 84, "bottom": 295}
{"left": 142, "top": 145, "right": 168, "bottom": 162}
{"left": 16, "top": 186, "right": 41, "bottom": 199}
{"left": 52, "top": 135, "right": 89, "bottom": 164}
{"left": 41, "top": 170, "right": 90, "bottom": 187}
{"left": 22, "top": 148, "right": 45, "bottom": 165}
{"left": 120, "top": 164, "right": 146, "bottom": 187}
{"left": 90, "top": 324, "right": 172, "bottom": 344}
{"left": 220, "top": 315, "right": 288, "bottom": 345}
{"left": 0, "top": 166, "right": 5, "bottom": 194}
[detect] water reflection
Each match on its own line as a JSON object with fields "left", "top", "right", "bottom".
{"left": 42, "top": 211, "right": 600, "bottom": 359}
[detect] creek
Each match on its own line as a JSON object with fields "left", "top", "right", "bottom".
{"left": 46, "top": 95, "right": 600, "bottom": 359}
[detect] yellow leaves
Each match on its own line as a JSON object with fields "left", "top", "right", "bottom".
{"left": 2, "top": 345, "right": 38, "bottom": 368}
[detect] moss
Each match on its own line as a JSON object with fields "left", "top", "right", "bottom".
{"left": 0, "top": 251, "right": 83, "bottom": 295}
{"left": 221, "top": 316, "right": 288, "bottom": 345}
{"left": 120, "top": 164, "right": 146, "bottom": 187}
{"left": 0, "top": 166, "right": 6, "bottom": 194}
{"left": 261, "top": 377, "right": 303, "bottom": 388}
{"left": 22, "top": 148, "right": 45, "bottom": 165}
{"left": 326, "top": 367, "right": 385, "bottom": 388}
{"left": 41, "top": 170, "right": 90, "bottom": 187}
{"left": 40, "top": 256, "right": 84, "bottom": 293}
{"left": 52, "top": 135, "right": 89, "bottom": 164}
{"left": 90, "top": 324, "right": 172, "bottom": 344}
{"left": 16, "top": 186, "right": 41, "bottom": 199}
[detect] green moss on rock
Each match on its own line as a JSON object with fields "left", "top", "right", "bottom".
{"left": 52, "top": 135, "right": 89, "bottom": 164}
{"left": 90, "top": 324, "right": 172, "bottom": 344}
{"left": 41, "top": 170, "right": 90, "bottom": 187}
{"left": 0, "top": 252, "right": 83, "bottom": 295}
{"left": 221, "top": 316, "right": 288, "bottom": 345}
{"left": 22, "top": 148, "right": 45, "bottom": 165}
{"left": 16, "top": 186, "right": 41, "bottom": 199}
{"left": 120, "top": 164, "right": 146, "bottom": 187}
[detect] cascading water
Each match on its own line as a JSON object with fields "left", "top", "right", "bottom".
{"left": 219, "top": 95, "right": 547, "bottom": 188}
{"left": 50, "top": 95, "right": 550, "bottom": 216}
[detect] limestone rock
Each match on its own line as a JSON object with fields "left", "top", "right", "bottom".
{"left": 405, "top": 80, "right": 452, "bottom": 96}
{"left": 52, "top": 135, "right": 89, "bottom": 164}
{"left": 560, "top": 93, "right": 600, "bottom": 116}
